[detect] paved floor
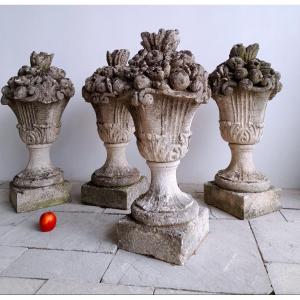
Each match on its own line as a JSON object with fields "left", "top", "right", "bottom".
{"left": 0, "top": 181, "right": 299, "bottom": 295}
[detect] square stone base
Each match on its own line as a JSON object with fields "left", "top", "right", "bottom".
{"left": 10, "top": 181, "right": 71, "bottom": 213}
{"left": 81, "top": 176, "right": 148, "bottom": 210}
{"left": 204, "top": 181, "right": 281, "bottom": 220}
{"left": 117, "top": 207, "right": 209, "bottom": 265}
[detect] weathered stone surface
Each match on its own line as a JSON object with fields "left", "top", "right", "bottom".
{"left": 117, "top": 207, "right": 209, "bottom": 265}
{"left": 1, "top": 52, "right": 74, "bottom": 212}
{"left": 210, "top": 206, "right": 237, "bottom": 220}
{"left": 209, "top": 43, "right": 282, "bottom": 194}
{"left": 266, "top": 262, "right": 300, "bottom": 294}
{"left": 0, "top": 277, "right": 45, "bottom": 294}
{"left": 104, "top": 220, "right": 272, "bottom": 294}
{"left": 2, "top": 249, "right": 113, "bottom": 282}
{"left": 204, "top": 181, "right": 281, "bottom": 219}
{"left": 0, "top": 182, "right": 9, "bottom": 189}
{"left": 81, "top": 176, "right": 148, "bottom": 210}
{"left": 37, "top": 279, "right": 154, "bottom": 294}
{"left": 0, "top": 211, "right": 120, "bottom": 253}
{"left": 10, "top": 181, "right": 71, "bottom": 213}
{"left": 281, "top": 209, "right": 300, "bottom": 222}
{"left": 154, "top": 288, "right": 213, "bottom": 294}
{"left": 104, "top": 208, "right": 130, "bottom": 215}
{"left": 0, "top": 246, "right": 27, "bottom": 273}
{"left": 250, "top": 213, "right": 300, "bottom": 263}
{"left": 280, "top": 189, "right": 300, "bottom": 209}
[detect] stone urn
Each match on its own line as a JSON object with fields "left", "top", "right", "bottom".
{"left": 117, "top": 29, "right": 211, "bottom": 265}
{"left": 1, "top": 51, "right": 75, "bottom": 212}
{"left": 204, "top": 43, "right": 282, "bottom": 219}
{"left": 81, "top": 49, "right": 148, "bottom": 210}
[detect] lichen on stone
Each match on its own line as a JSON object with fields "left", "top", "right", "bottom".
{"left": 1, "top": 51, "right": 75, "bottom": 105}
{"left": 209, "top": 43, "right": 282, "bottom": 99}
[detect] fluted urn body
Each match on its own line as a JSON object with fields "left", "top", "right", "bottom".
{"left": 120, "top": 29, "right": 211, "bottom": 226}
{"left": 209, "top": 43, "right": 282, "bottom": 192}
{"left": 1, "top": 52, "right": 74, "bottom": 189}
{"left": 82, "top": 50, "right": 140, "bottom": 188}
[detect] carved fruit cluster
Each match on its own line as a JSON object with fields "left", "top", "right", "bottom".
{"left": 82, "top": 49, "right": 131, "bottom": 103}
{"left": 1, "top": 52, "right": 75, "bottom": 104}
{"left": 125, "top": 29, "right": 210, "bottom": 96}
{"left": 209, "top": 43, "right": 282, "bottom": 99}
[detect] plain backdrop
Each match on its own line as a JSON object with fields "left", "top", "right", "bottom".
{"left": 0, "top": 5, "right": 299, "bottom": 188}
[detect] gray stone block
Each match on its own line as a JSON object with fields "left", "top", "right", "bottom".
{"left": 81, "top": 176, "right": 148, "bottom": 210}
{"left": 204, "top": 181, "right": 281, "bottom": 219}
{"left": 10, "top": 181, "right": 71, "bottom": 213}
{"left": 117, "top": 207, "right": 209, "bottom": 265}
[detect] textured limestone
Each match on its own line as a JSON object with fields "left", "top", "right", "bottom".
{"left": 37, "top": 279, "right": 154, "bottom": 294}
{"left": 81, "top": 176, "right": 148, "bottom": 210}
{"left": 0, "top": 246, "right": 27, "bottom": 273}
{"left": 0, "top": 211, "right": 120, "bottom": 254}
{"left": 117, "top": 207, "right": 209, "bottom": 265}
{"left": 2, "top": 249, "right": 113, "bottom": 282}
{"left": 0, "top": 277, "right": 45, "bottom": 294}
{"left": 266, "top": 263, "right": 300, "bottom": 294}
{"left": 1, "top": 52, "right": 74, "bottom": 212}
{"left": 204, "top": 181, "right": 281, "bottom": 219}
{"left": 104, "top": 220, "right": 272, "bottom": 294}
{"left": 10, "top": 181, "right": 71, "bottom": 213}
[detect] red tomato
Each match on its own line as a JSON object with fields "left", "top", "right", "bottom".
{"left": 39, "top": 212, "right": 57, "bottom": 232}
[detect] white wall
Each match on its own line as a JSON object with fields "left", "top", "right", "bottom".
{"left": 0, "top": 5, "right": 299, "bottom": 188}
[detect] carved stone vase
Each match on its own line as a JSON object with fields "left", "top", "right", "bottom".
{"left": 1, "top": 51, "right": 75, "bottom": 212}
{"left": 204, "top": 43, "right": 282, "bottom": 219}
{"left": 117, "top": 29, "right": 211, "bottom": 265}
{"left": 81, "top": 49, "right": 148, "bottom": 210}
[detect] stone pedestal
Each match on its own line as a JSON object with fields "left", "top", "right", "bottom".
{"left": 117, "top": 207, "right": 209, "bottom": 265}
{"left": 204, "top": 181, "right": 281, "bottom": 220}
{"left": 81, "top": 176, "right": 148, "bottom": 210}
{"left": 10, "top": 181, "right": 71, "bottom": 213}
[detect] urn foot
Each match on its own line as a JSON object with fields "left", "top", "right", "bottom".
{"left": 204, "top": 181, "right": 281, "bottom": 219}
{"left": 10, "top": 180, "right": 71, "bottom": 213}
{"left": 81, "top": 176, "right": 148, "bottom": 210}
{"left": 117, "top": 207, "right": 209, "bottom": 265}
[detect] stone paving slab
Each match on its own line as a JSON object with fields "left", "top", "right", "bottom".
{"left": 37, "top": 279, "right": 154, "bottom": 294}
{"left": 154, "top": 288, "right": 213, "bottom": 294}
{"left": 0, "top": 246, "right": 27, "bottom": 273}
{"left": 266, "top": 262, "right": 300, "bottom": 294}
{"left": 280, "top": 189, "right": 300, "bottom": 209}
{"left": 0, "top": 212, "right": 120, "bottom": 254}
{"left": 2, "top": 249, "right": 113, "bottom": 282}
{"left": 103, "top": 219, "right": 272, "bottom": 294}
{"left": 104, "top": 208, "right": 131, "bottom": 215}
{"left": 281, "top": 209, "right": 300, "bottom": 222}
{"left": 250, "top": 212, "right": 300, "bottom": 263}
{"left": 0, "top": 226, "right": 13, "bottom": 238}
{"left": 210, "top": 206, "right": 238, "bottom": 219}
{"left": 0, "top": 277, "right": 45, "bottom": 294}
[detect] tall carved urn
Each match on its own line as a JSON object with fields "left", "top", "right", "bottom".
{"left": 1, "top": 52, "right": 75, "bottom": 212}
{"left": 204, "top": 43, "right": 282, "bottom": 219}
{"left": 117, "top": 29, "right": 211, "bottom": 265}
{"left": 81, "top": 50, "right": 148, "bottom": 210}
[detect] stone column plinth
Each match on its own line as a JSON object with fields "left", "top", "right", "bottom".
{"left": 204, "top": 43, "right": 282, "bottom": 219}
{"left": 116, "top": 29, "right": 211, "bottom": 265}
{"left": 1, "top": 52, "right": 74, "bottom": 212}
{"left": 81, "top": 50, "right": 148, "bottom": 210}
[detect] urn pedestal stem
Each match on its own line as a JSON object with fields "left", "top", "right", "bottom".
{"left": 26, "top": 144, "right": 53, "bottom": 172}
